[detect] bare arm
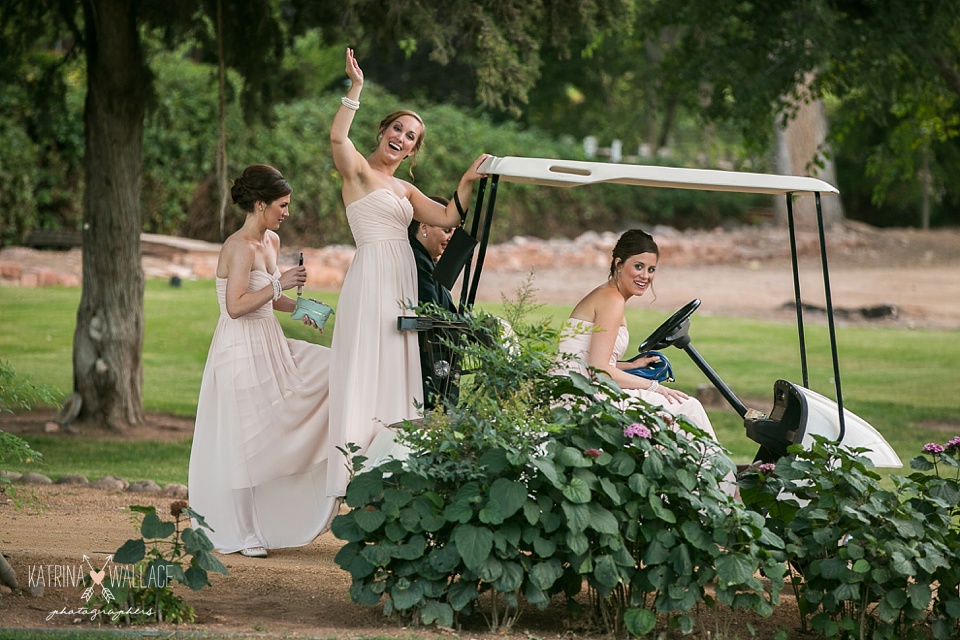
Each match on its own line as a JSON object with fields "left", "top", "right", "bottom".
{"left": 222, "top": 240, "right": 273, "bottom": 319}
{"left": 330, "top": 48, "right": 367, "bottom": 184}
{"left": 410, "top": 153, "right": 491, "bottom": 228}
{"left": 581, "top": 289, "right": 688, "bottom": 402}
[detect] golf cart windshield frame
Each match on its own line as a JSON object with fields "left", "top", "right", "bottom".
{"left": 459, "top": 155, "right": 847, "bottom": 437}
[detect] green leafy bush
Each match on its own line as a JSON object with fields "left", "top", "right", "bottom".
{"left": 1, "top": 38, "right": 765, "bottom": 249}
{"left": 740, "top": 436, "right": 960, "bottom": 640}
{"left": 333, "top": 309, "right": 784, "bottom": 637}
{"left": 85, "top": 502, "right": 228, "bottom": 624}
{"left": 1, "top": 359, "right": 55, "bottom": 505}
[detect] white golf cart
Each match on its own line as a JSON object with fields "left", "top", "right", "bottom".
{"left": 420, "top": 155, "right": 901, "bottom": 469}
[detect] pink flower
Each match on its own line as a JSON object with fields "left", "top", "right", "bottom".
{"left": 923, "top": 442, "right": 945, "bottom": 455}
{"left": 584, "top": 448, "right": 601, "bottom": 459}
{"left": 624, "top": 423, "right": 651, "bottom": 439}
{"left": 757, "top": 463, "right": 776, "bottom": 475}
{"left": 944, "top": 437, "right": 960, "bottom": 452}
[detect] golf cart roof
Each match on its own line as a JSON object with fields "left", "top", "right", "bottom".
{"left": 477, "top": 156, "right": 839, "bottom": 196}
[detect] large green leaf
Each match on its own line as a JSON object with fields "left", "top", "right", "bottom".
{"left": 533, "top": 535, "right": 557, "bottom": 558}
{"left": 182, "top": 526, "right": 215, "bottom": 554}
{"left": 390, "top": 578, "right": 425, "bottom": 610}
{"left": 587, "top": 503, "right": 619, "bottom": 535}
{"left": 354, "top": 507, "right": 387, "bottom": 532}
{"left": 193, "top": 548, "right": 228, "bottom": 575}
{"left": 478, "top": 555, "right": 504, "bottom": 582}
{"left": 715, "top": 554, "right": 756, "bottom": 586}
{"left": 642, "top": 453, "right": 664, "bottom": 479}
{"left": 624, "top": 607, "right": 657, "bottom": 637}
{"left": 567, "top": 531, "right": 589, "bottom": 556}
{"left": 334, "top": 542, "right": 376, "bottom": 578}
{"left": 444, "top": 499, "right": 475, "bottom": 524}
{"left": 479, "top": 500, "right": 505, "bottom": 525}
{"left": 448, "top": 578, "right": 479, "bottom": 611}
{"left": 558, "top": 445, "right": 593, "bottom": 468}
{"left": 562, "top": 476, "right": 591, "bottom": 503}
{"left": 533, "top": 457, "right": 561, "bottom": 486}
{"left": 420, "top": 600, "right": 453, "bottom": 627}
{"left": 562, "top": 501, "right": 591, "bottom": 533}
{"left": 523, "top": 499, "right": 541, "bottom": 525}
{"left": 453, "top": 524, "right": 493, "bottom": 572}
{"left": 114, "top": 539, "right": 145, "bottom": 564}
{"left": 393, "top": 534, "right": 427, "bottom": 561}
{"left": 428, "top": 544, "right": 461, "bottom": 574}
{"left": 492, "top": 559, "right": 524, "bottom": 592}
{"left": 593, "top": 555, "right": 622, "bottom": 588}
{"left": 608, "top": 451, "right": 637, "bottom": 476}
{"left": 183, "top": 564, "right": 211, "bottom": 591}
{"left": 345, "top": 472, "right": 384, "bottom": 507}
{"left": 530, "top": 558, "right": 563, "bottom": 590}
{"left": 489, "top": 478, "right": 528, "bottom": 518}
{"left": 330, "top": 514, "right": 366, "bottom": 542}
{"left": 141, "top": 512, "right": 175, "bottom": 539}
{"left": 648, "top": 493, "right": 676, "bottom": 523}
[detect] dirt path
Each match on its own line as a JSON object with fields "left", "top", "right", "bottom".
{"left": 1, "top": 483, "right": 796, "bottom": 639}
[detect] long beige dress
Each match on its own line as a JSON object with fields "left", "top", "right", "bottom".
{"left": 328, "top": 189, "right": 422, "bottom": 497}
{"left": 188, "top": 271, "right": 338, "bottom": 553}
{"left": 556, "top": 319, "right": 717, "bottom": 439}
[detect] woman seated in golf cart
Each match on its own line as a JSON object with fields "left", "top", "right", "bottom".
{"left": 556, "top": 229, "right": 719, "bottom": 443}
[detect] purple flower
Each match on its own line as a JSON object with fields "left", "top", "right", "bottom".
{"left": 584, "top": 448, "right": 601, "bottom": 459}
{"left": 758, "top": 463, "right": 777, "bottom": 475}
{"left": 923, "top": 442, "right": 945, "bottom": 455}
{"left": 624, "top": 423, "right": 651, "bottom": 439}
{"left": 945, "top": 437, "right": 960, "bottom": 452}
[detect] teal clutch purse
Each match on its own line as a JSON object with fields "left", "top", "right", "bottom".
{"left": 291, "top": 297, "right": 335, "bottom": 329}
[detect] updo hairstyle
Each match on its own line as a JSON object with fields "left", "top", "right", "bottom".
{"left": 230, "top": 164, "right": 292, "bottom": 213}
{"left": 609, "top": 229, "right": 659, "bottom": 278}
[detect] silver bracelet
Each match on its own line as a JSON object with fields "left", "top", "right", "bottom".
{"left": 648, "top": 380, "right": 660, "bottom": 393}
{"left": 341, "top": 96, "right": 360, "bottom": 111}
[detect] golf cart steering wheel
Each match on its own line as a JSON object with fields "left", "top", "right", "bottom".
{"left": 638, "top": 299, "right": 701, "bottom": 352}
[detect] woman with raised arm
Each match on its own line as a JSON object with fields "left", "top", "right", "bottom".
{"left": 189, "top": 164, "right": 338, "bottom": 559}
{"left": 328, "top": 47, "right": 489, "bottom": 496}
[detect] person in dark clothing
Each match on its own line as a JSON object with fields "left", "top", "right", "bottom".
{"left": 408, "top": 197, "right": 460, "bottom": 409}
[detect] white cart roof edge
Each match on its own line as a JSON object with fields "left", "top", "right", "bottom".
{"left": 477, "top": 155, "right": 839, "bottom": 196}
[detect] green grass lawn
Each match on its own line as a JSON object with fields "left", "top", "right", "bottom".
{"left": 2, "top": 280, "right": 958, "bottom": 485}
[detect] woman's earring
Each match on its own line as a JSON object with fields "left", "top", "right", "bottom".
{"left": 422, "top": 232, "right": 427, "bottom": 238}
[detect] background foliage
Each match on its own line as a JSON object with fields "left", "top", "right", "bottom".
{"left": 3, "top": 29, "right": 956, "bottom": 250}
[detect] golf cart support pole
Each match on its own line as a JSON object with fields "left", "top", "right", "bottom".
{"left": 458, "top": 176, "right": 489, "bottom": 312}
{"left": 467, "top": 175, "right": 500, "bottom": 308}
{"left": 786, "top": 195, "right": 809, "bottom": 388}
{"left": 814, "top": 191, "right": 847, "bottom": 441}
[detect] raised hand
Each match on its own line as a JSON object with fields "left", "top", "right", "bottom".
{"left": 345, "top": 47, "right": 364, "bottom": 87}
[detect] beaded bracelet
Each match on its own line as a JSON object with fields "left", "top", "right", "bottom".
{"left": 269, "top": 275, "right": 281, "bottom": 301}
{"left": 341, "top": 96, "right": 360, "bottom": 111}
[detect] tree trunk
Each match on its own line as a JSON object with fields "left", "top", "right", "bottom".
{"left": 72, "top": 0, "right": 146, "bottom": 432}
{"left": 774, "top": 74, "right": 844, "bottom": 229}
